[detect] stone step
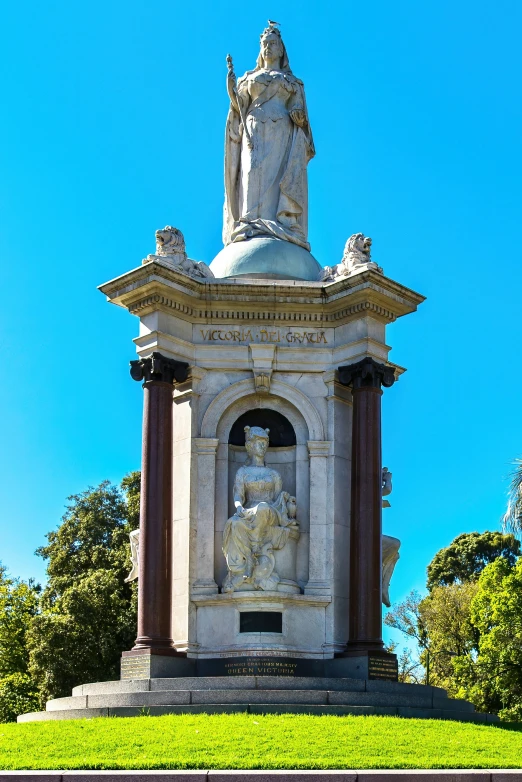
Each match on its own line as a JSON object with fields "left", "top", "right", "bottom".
{"left": 48, "top": 688, "right": 456, "bottom": 711}
{"left": 72, "top": 676, "right": 445, "bottom": 697}
{"left": 433, "top": 696, "right": 476, "bottom": 713}
{"left": 19, "top": 703, "right": 499, "bottom": 723}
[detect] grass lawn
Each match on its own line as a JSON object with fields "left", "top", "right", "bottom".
{"left": 0, "top": 714, "right": 521, "bottom": 770}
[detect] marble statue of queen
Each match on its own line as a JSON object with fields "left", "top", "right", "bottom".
{"left": 222, "top": 426, "right": 299, "bottom": 593}
{"left": 223, "top": 23, "right": 315, "bottom": 251}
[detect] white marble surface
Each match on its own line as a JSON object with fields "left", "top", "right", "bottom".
{"left": 222, "top": 426, "right": 300, "bottom": 594}
{"left": 100, "top": 253, "right": 423, "bottom": 658}
{"left": 223, "top": 24, "right": 314, "bottom": 252}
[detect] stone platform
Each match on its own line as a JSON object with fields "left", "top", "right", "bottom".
{"left": 18, "top": 676, "right": 498, "bottom": 723}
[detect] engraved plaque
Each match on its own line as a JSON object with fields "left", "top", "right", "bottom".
{"left": 121, "top": 655, "right": 150, "bottom": 680}
{"left": 368, "top": 655, "right": 399, "bottom": 681}
{"left": 197, "top": 656, "right": 324, "bottom": 678}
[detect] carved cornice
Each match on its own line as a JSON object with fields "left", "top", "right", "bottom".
{"left": 330, "top": 301, "right": 396, "bottom": 323}
{"left": 130, "top": 352, "right": 189, "bottom": 385}
{"left": 338, "top": 358, "right": 396, "bottom": 391}
{"left": 99, "top": 262, "right": 425, "bottom": 328}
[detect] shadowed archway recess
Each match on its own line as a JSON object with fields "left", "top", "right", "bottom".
{"left": 228, "top": 409, "right": 297, "bottom": 447}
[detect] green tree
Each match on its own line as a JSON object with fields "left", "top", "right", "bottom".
{"left": 386, "top": 641, "right": 424, "bottom": 684}
{"left": 0, "top": 566, "right": 40, "bottom": 721}
{"left": 384, "top": 589, "right": 429, "bottom": 653}
{"left": 27, "top": 473, "right": 140, "bottom": 704}
{"left": 385, "top": 584, "right": 479, "bottom": 691}
{"left": 426, "top": 531, "right": 520, "bottom": 592}
{"left": 453, "top": 557, "right": 522, "bottom": 720}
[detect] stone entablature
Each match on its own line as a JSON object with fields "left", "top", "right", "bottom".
{"left": 99, "top": 260, "right": 425, "bottom": 327}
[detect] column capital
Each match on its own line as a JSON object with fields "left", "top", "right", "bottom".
{"left": 307, "top": 440, "right": 331, "bottom": 458}
{"left": 338, "top": 358, "right": 396, "bottom": 391}
{"left": 193, "top": 437, "right": 220, "bottom": 455}
{"left": 130, "top": 352, "right": 189, "bottom": 385}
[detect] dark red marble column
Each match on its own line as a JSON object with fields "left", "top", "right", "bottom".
{"left": 130, "top": 352, "right": 188, "bottom": 650}
{"left": 338, "top": 358, "right": 395, "bottom": 654}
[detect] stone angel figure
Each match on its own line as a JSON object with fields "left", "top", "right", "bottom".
{"left": 222, "top": 426, "right": 299, "bottom": 593}
{"left": 224, "top": 23, "right": 315, "bottom": 251}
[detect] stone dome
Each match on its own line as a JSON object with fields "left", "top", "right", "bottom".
{"left": 209, "top": 237, "right": 321, "bottom": 281}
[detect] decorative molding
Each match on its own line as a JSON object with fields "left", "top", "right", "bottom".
{"left": 191, "top": 592, "right": 331, "bottom": 607}
{"left": 307, "top": 441, "right": 331, "bottom": 458}
{"left": 193, "top": 437, "right": 220, "bottom": 456}
{"left": 250, "top": 343, "right": 276, "bottom": 394}
{"left": 200, "top": 377, "right": 325, "bottom": 442}
{"left": 338, "top": 358, "right": 396, "bottom": 391}
{"left": 100, "top": 262, "right": 425, "bottom": 330}
{"left": 129, "top": 294, "right": 194, "bottom": 317}
{"left": 254, "top": 374, "right": 271, "bottom": 393}
{"left": 129, "top": 298, "right": 396, "bottom": 324}
{"left": 330, "top": 301, "right": 396, "bottom": 323}
{"left": 129, "top": 351, "right": 189, "bottom": 384}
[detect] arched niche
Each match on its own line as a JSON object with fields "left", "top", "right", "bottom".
{"left": 201, "top": 377, "right": 324, "bottom": 443}
{"left": 229, "top": 409, "right": 297, "bottom": 447}
{"left": 211, "top": 389, "right": 312, "bottom": 593}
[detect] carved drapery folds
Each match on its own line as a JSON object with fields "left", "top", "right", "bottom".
{"left": 130, "top": 352, "right": 189, "bottom": 385}
{"left": 222, "top": 426, "right": 300, "bottom": 593}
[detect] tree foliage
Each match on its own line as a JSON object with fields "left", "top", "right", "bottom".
{"left": 27, "top": 473, "right": 140, "bottom": 704}
{"left": 0, "top": 566, "right": 40, "bottom": 679}
{"left": 384, "top": 589, "right": 429, "bottom": 650}
{"left": 453, "top": 558, "right": 522, "bottom": 721}
{"left": 387, "top": 535, "right": 522, "bottom": 718}
{"left": 426, "top": 531, "right": 520, "bottom": 592}
{"left": 419, "top": 582, "right": 478, "bottom": 694}
{"left": 0, "top": 566, "right": 41, "bottom": 721}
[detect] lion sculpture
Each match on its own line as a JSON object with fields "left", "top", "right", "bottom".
{"left": 145, "top": 226, "right": 214, "bottom": 280}
{"left": 318, "top": 232, "right": 382, "bottom": 282}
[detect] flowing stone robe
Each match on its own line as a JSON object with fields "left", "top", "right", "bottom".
{"left": 222, "top": 464, "right": 296, "bottom": 592}
{"left": 224, "top": 68, "right": 315, "bottom": 250}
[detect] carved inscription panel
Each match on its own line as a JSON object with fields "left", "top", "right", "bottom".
{"left": 194, "top": 326, "right": 333, "bottom": 346}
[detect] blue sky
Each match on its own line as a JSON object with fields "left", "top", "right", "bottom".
{"left": 1, "top": 0, "right": 521, "bottom": 644}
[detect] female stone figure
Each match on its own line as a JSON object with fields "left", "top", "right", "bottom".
{"left": 224, "top": 23, "right": 315, "bottom": 251}
{"left": 222, "top": 426, "right": 299, "bottom": 593}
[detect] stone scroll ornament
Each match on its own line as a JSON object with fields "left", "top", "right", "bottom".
{"left": 381, "top": 467, "right": 401, "bottom": 608}
{"left": 224, "top": 22, "right": 315, "bottom": 251}
{"left": 319, "top": 233, "right": 383, "bottom": 282}
{"left": 145, "top": 226, "right": 214, "bottom": 280}
{"left": 222, "top": 426, "right": 299, "bottom": 593}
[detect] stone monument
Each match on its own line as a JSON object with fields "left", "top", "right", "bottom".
{"left": 18, "top": 22, "right": 497, "bottom": 723}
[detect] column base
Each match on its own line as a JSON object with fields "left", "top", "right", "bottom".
{"left": 332, "top": 649, "right": 398, "bottom": 682}
{"left": 121, "top": 648, "right": 194, "bottom": 680}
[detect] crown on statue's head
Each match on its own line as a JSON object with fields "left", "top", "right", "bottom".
{"left": 244, "top": 425, "right": 270, "bottom": 442}
{"left": 260, "top": 20, "right": 281, "bottom": 39}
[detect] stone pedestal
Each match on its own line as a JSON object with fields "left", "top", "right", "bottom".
{"left": 98, "top": 261, "right": 424, "bottom": 668}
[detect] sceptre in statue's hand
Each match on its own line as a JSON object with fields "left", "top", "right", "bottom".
{"left": 226, "top": 53, "right": 253, "bottom": 149}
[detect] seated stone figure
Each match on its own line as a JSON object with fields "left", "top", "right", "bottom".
{"left": 222, "top": 426, "right": 299, "bottom": 593}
